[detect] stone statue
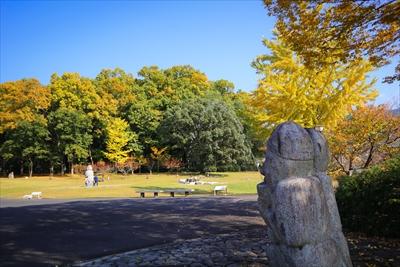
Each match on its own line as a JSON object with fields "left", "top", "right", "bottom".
{"left": 85, "top": 165, "right": 94, "bottom": 188}
{"left": 257, "top": 121, "right": 352, "bottom": 267}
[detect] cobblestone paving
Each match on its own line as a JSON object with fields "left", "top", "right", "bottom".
{"left": 75, "top": 229, "right": 270, "bottom": 267}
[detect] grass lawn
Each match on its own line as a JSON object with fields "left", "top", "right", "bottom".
{"left": 0, "top": 172, "right": 263, "bottom": 199}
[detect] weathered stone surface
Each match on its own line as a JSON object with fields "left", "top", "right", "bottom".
{"left": 307, "top": 128, "right": 329, "bottom": 172}
{"left": 267, "top": 122, "right": 314, "bottom": 161}
{"left": 258, "top": 121, "right": 352, "bottom": 267}
{"left": 316, "top": 173, "right": 342, "bottom": 232}
{"left": 262, "top": 153, "right": 314, "bottom": 186}
{"left": 274, "top": 177, "right": 328, "bottom": 246}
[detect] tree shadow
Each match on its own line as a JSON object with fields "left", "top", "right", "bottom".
{"left": 0, "top": 196, "right": 264, "bottom": 267}
{"left": 207, "top": 173, "right": 229, "bottom": 177}
{"left": 132, "top": 185, "right": 212, "bottom": 195}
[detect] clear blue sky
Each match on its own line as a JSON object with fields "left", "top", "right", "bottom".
{"left": 1, "top": 1, "right": 399, "bottom": 107}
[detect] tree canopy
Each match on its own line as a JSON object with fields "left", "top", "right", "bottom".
{"left": 0, "top": 66, "right": 259, "bottom": 175}
{"left": 160, "top": 96, "right": 254, "bottom": 172}
{"left": 328, "top": 105, "right": 400, "bottom": 175}
{"left": 263, "top": 0, "right": 400, "bottom": 80}
{"left": 249, "top": 33, "right": 377, "bottom": 134}
{"left": 0, "top": 79, "right": 50, "bottom": 134}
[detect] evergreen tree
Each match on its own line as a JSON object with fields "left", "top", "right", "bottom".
{"left": 160, "top": 96, "right": 254, "bottom": 172}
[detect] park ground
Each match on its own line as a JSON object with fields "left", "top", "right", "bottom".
{"left": 1, "top": 173, "right": 399, "bottom": 266}
{"left": 1, "top": 197, "right": 399, "bottom": 267}
{"left": 0, "top": 172, "right": 263, "bottom": 199}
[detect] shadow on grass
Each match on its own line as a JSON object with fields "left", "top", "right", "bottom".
{"left": 169, "top": 172, "right": 229, "bottom": 178}
{"left": 206, "top": 173, "right": 229, "bottom": 178}
{"left": 132, "top": 186, "right": 211, "bottom": 195}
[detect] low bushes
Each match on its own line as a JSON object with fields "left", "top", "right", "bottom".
{"left": 335, "top": 156, "right": 400, "bottom": 237}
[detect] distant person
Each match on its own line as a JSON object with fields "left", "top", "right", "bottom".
{"left": 85, "top": 165, "right": 94, "bottom": 188}
{"left": 94, "top": 175, "right": 99, "bottom": 186}
{"left": 8, "top": 171, "right": 14, "bottom": 179}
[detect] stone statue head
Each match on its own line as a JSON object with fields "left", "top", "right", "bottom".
{"left": 261, "top": 121, "right": 329, "bottom": 186}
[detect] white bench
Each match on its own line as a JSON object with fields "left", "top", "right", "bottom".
{"left": 22, "top": 192, "right": 42, "bottom": 199}
{"left": 31, "top": 192, "right": 42, "bottom": 199}
{"left": 214, "top": 185, "right": 227, "bottom": 196}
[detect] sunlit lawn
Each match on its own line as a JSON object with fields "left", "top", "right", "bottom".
{"left": 0, "top": 172, "right": 263, "bottom": 199}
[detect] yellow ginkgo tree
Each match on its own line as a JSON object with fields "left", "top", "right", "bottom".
{"left": 249, "top": 32, "right": 378, "bottom": 136}
{"left": 104, "top": 117, "right": 140, "bottom": 165}
{"left": 150, "top": 146, "right": 168, "bottom": 173}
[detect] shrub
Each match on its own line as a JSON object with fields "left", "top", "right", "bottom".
{"left": 335, "top": 156, "right": 400, "bottom": 237}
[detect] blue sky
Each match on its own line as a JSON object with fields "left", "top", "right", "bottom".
{"left": 1, "top": 1, "right": 399, "bottom": 107}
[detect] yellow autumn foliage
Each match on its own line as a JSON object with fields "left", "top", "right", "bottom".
{"left": 0, "top": 79, "right": 50, "bottom": 133}
{"left": 249, "top": 33, "right": 378, "bottom": 136}
{"left": 104, "top": 118, "right": 135, "bottom": 164}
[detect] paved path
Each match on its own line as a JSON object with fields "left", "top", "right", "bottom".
{"left": 0, "top": 196, "right": 265, "bottom": 267}
{"left": 75, "top": 229, "right": 270, "bottom": 267}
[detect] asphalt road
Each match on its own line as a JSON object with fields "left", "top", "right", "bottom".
{"left": 0, "top": 196, "right": 265, "bottom": 267}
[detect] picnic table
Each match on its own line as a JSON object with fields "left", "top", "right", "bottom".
{"left": 137, "top": 189, "right": 194, "bottom": 198}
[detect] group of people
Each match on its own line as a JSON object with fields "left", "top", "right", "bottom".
{"left": 84, "top": 165, "right": 99, "bottom": 188}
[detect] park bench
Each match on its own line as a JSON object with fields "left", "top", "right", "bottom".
{"left": 137, "top": 190, "right": 164, "bottom": 198}
{"left": 31, "top": 192, "right": 42, "bottom": 198}
{"left": 137, "top": 189, "right": 194, "bottom": 198}
{"left": 213, "top": 185, "right": 227, "bottom": 196}
{"left": 164, "top": 189, "right": 194, "bottom": 197}
{"left": 22, "top": 192, "right": 42, "bottom": 199}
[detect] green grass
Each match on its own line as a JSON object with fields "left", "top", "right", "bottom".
{"left": 0, "top": 172, "right": 263, "bottom": 199}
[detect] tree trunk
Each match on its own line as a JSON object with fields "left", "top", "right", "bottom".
{"left": 29, "top": 159, "right": 33, "bottom": 178}
{"left": 50, "top": 164, "right": 54, "bottom": 177}
{"left": 149, "top": 161, "right": 154, "bottom": 175}
{"left": 61, "top": 162, "right": 65, "bottom": 176}
{"left": 70, "top": 161, "right": 74, "bottom": 175}
{"left": 363, "top": 144, "right": 374, "bottom": 169}
{"left": 88, "top": 149, "right": 94, "bottom": 166}
{"left": 348, "top": 157, "right": 353, "bottom": 176}
{"left": 20, "top": 160, "right": 24, "bottom": 175}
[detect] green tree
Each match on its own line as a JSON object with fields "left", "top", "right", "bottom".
{"left": 129, "top": 65, "right": 214, "bottom": 162}
{"left": 230, "top": 91, "right": 266, "bottom": 157}
{"left": 212, "top": 79, "right": 235, "bottom": 95}
{"left": 94, "top": 68, "right": 137, "bottom": 114}
{"left": 0, "top": 120, "right": 49, "bottom": 177}
{"left": 93, "top": 68, "right": 139, "bottom": 162}
{"left": 160, "top": 97, "right": 254, "bottom": 172}
{"left": 49, "top": 73, "right": 100, "bottom": 114}
{"left": 48, "top": 108, "right": 93, "bottom": 175}
{"left": 336, "top": 156, "right": 400, "bottom": 237}
{"left": 49, "top": 72, "right": 111, "bottom": 166}
{"left": 163, "top": 65, "right": 211, "bottom": 99}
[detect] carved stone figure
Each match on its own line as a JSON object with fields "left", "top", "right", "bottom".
{"left": 85, "top": 165, "right": 94, "bottom": 188}
{"left": 257, "top": 121, "right": 352, "bottom": 267}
